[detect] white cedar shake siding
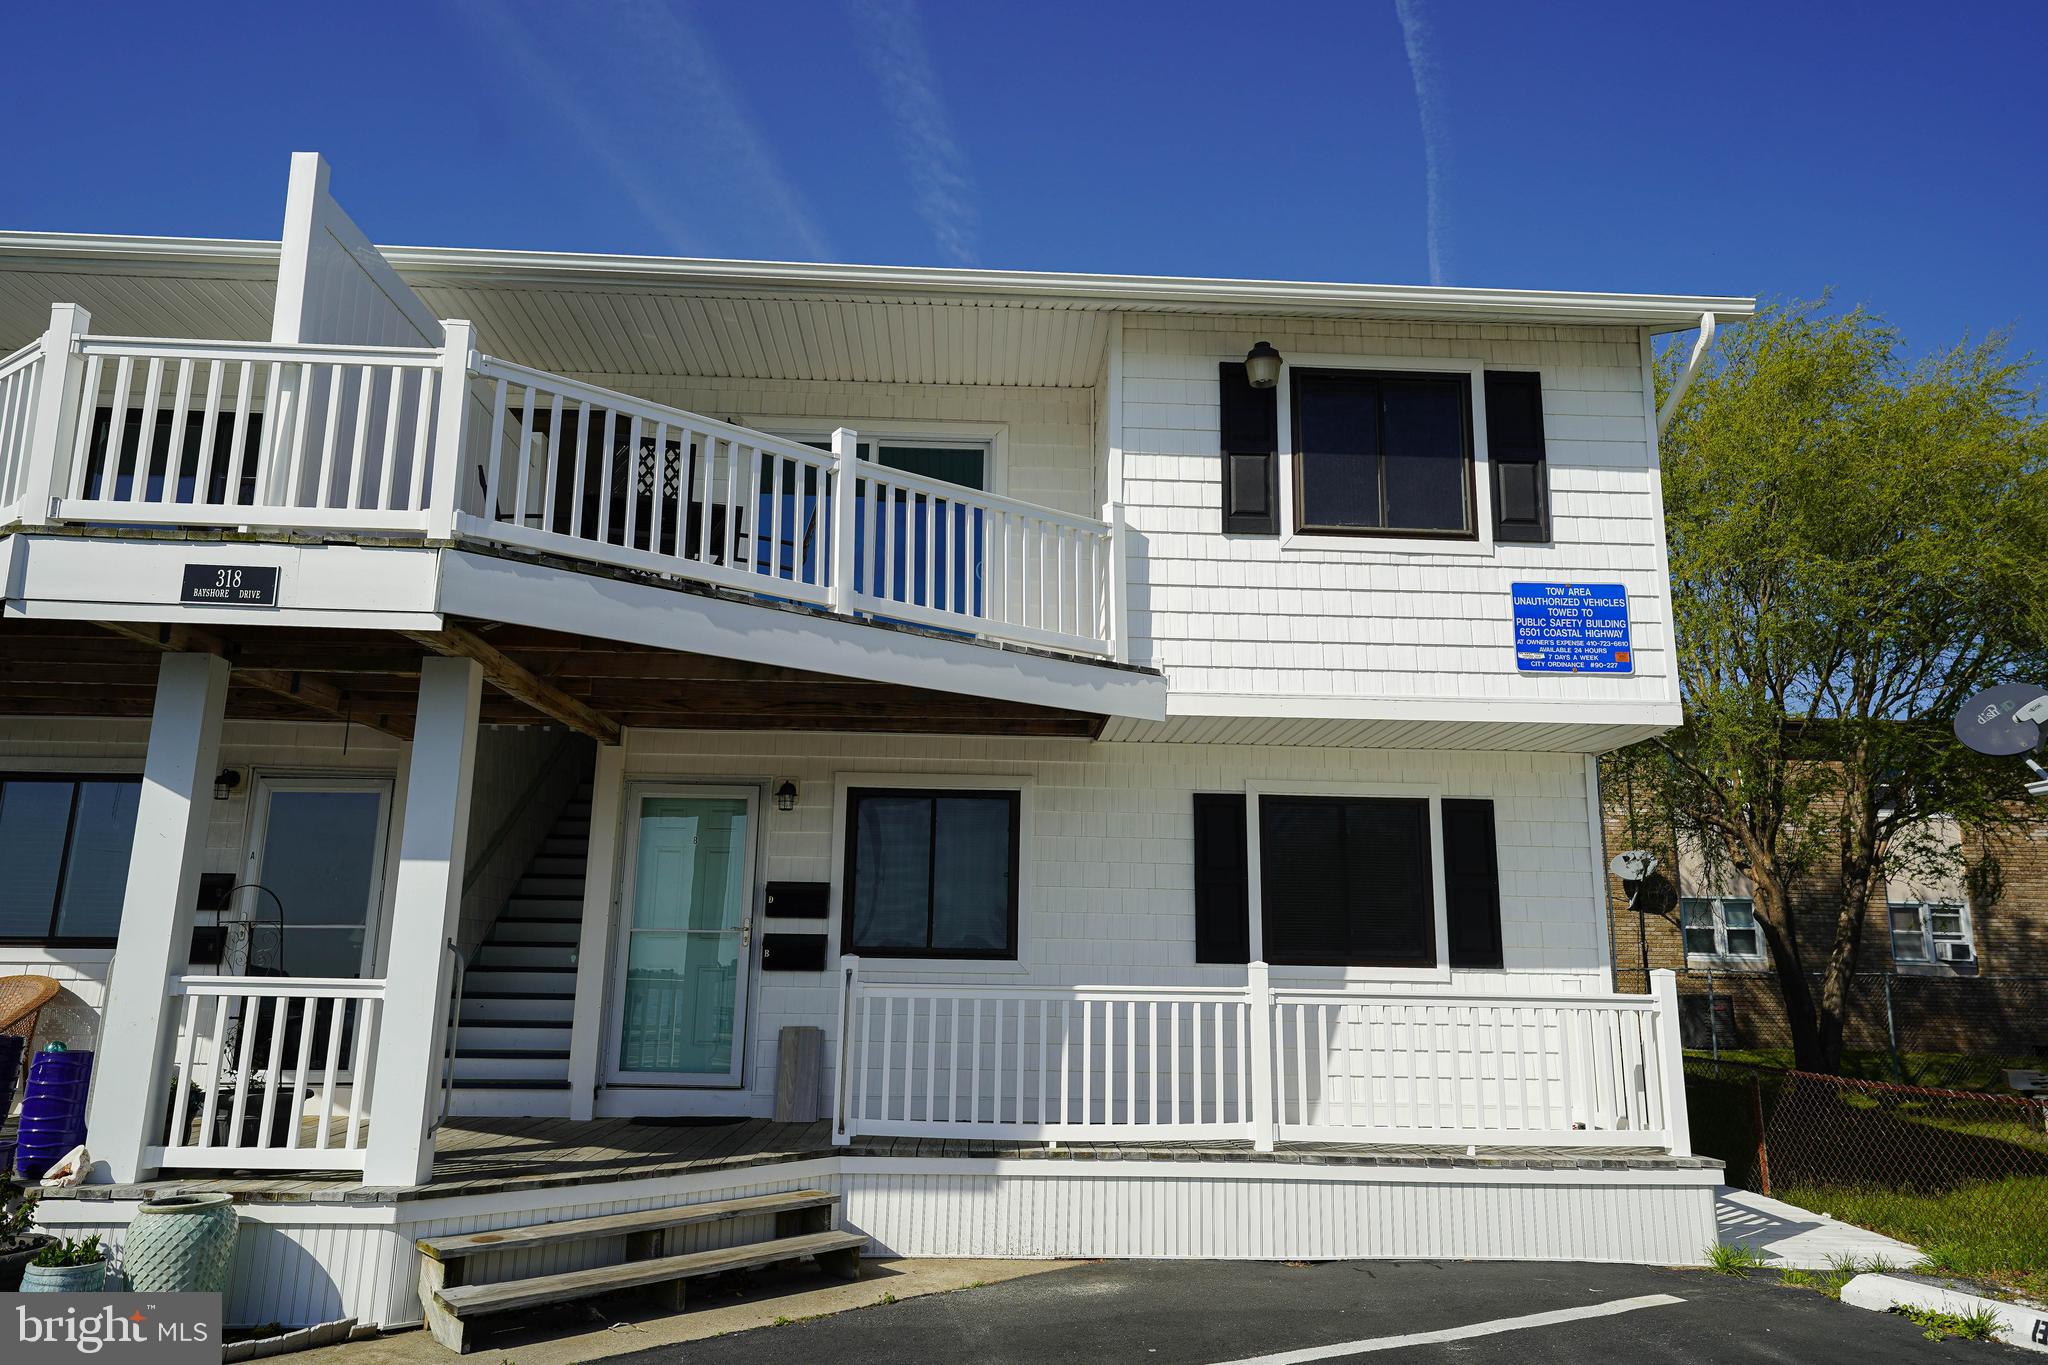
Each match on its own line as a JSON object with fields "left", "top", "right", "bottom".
{"left": 1119, "top": 316, "right": 1670, "bottom": 704}
{"left": 625, "top": 729, "right": 1606, "bottom": 1114}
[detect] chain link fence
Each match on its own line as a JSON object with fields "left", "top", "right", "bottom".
{"left": 1615, "top": 967, "right": 2048, "bottom": 1090}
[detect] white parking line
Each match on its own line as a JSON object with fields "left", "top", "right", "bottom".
{"left": 1204, "top": 1293, "right": 1687, "bottom": 1364}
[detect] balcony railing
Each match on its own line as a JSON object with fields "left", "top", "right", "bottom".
{"left": 6, "top": 308, "right": 1126, "bottom": 658}
{"left": 152, "top": 975, "right": 384, "bottom": 1174}
{"left": 834, "top": 958, "right": 1692, "bottom": 1152}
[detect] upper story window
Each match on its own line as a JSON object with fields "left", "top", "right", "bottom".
{"left": 0, "top": 775, "right": 142, "bottom": 945}
{"left": 1679, "top": 896, "right": 1762, "bottom": 962}
{"left": 844, "top": 787, "right": 1020, "bottom": 959}
{"left": 1889, "top": 901, "right": 1973, "bottom": 968}
{"left": 1290, "top": 369, "right": 1475, "bottom": 538}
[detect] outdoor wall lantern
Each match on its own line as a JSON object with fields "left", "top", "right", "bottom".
{"left": 213, "top": 767, "right": 243, "bottom": 801}
{"left": 1244, "top": 340, "right": 1283, "bottom": 389}
{"left": 774, "top": 779, "right": 799, "bottom": 812}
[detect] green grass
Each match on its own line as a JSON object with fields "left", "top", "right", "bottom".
{"left": 1890, "top": 1303, "right": 2004, "bottom": 1342}
{"left": 1778, "top": 1252, "right": 1905, "bottom": 1299}
{"left": 1774, "top": 1178, "right": 2048, "bottom": 1301}
{"left": 1705, "top": 1242, "right": 1770, "bottom": 1276}
{"left": 1688, "top": 1048, "right": 2043, "bottom": 1093}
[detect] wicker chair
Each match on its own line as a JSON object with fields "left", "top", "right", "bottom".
{"left": 0, "top": 976, "right": 61, "bottom": 1055}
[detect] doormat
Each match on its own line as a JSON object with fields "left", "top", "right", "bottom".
{"left": 627, "top": 1116, "right": 750, "bottom": 1127}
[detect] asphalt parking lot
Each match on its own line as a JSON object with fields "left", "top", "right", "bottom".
{"left": 607, "top": 1258, "right": 2021, "bottom": 1364}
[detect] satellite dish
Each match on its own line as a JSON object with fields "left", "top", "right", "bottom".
{"left": 1954, "top": 683, "right": 2048, "bottom": 757}
{"left": 1609, "top": 850, "right": 1657, "bottom": 884}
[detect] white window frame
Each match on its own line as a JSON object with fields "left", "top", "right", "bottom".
{"left": 828, "top": 770, "right": 1033, "bottom": 976}
{"left": 767, "top": 420, "right": 1009, "bottom": 496}
{"left": 1678, "top": 895, "right": 1764, "bottom": 965}
{"left": 1272, "top": 353, "right": 1496, "bottom": 557}
{"left": 1888, "top": 899, "right": 1975, "bottom": 969}
{"left": 1244, "top": 778, "right": 1452, "bottom": 984}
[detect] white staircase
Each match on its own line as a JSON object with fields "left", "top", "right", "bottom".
{"left": 447, "top": 784, "right": 592, "bottom": 1116}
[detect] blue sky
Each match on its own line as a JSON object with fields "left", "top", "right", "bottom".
{"left": 7, "top": 2, "right": 2045, "bottom": 360}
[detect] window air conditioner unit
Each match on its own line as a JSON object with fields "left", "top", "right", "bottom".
{"left": 1934, "top": 940, "right": 1974, "bottom": 964}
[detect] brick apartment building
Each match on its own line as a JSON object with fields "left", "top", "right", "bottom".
{"left": 1602, "top": 764, "right": 2048, "bottom": 1065}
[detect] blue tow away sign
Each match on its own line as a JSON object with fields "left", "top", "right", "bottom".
{"left": 1511, "top": 582, "right": 1633, "bottom": 674}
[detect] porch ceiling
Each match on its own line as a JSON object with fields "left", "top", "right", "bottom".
{"left": 0, "top": 618, "right": 1105, "bottom": 739}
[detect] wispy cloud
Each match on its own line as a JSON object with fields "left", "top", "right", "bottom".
{"left": 1393, "top": 0, "right": 1452, "bottom": 286}
{"left": 845, "top": 0, "right": 979, "bottom": 265}
{"left": 455, "top": 0, "right": 832, "bottom": 261}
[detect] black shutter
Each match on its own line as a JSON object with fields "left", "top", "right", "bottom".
{"left": 1218, "top": 361, "right": 1278, "bottom": 535}
{"left": 1192, "top": 793, "right": 1251, "bottom": 963}
{"left": 1443, "top": 798, "right": 1505, "bottom": 969}
{"left": 1483, "top": 371, "right": 1550, "bottom": 543}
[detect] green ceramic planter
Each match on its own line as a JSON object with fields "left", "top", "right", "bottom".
{"left": 124, "top": 1193, "right": 239, "bottom": 1294}
{"left": 20, "top": 1257, "right": 108, "bottom": 1292}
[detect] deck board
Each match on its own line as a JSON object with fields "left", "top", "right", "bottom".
{"left": 40, "top": 1113, "right": 1718, "bottom": 1206}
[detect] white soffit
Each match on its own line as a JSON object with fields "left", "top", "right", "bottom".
{"left": 0, "top": 232, "right": 1754, "bottom": 387}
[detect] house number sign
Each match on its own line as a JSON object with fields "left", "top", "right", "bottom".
{"left": 180, "top": 564, "right": 280, "bottom": 607}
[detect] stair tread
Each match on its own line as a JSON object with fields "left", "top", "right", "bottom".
{"left": 463, "top": 991, "right": 575, "bottom": 1001}
{"left": 418, "top": 1190, "right": 839, "bottom": 1260}
{"left": 448, "top": 1078, "right": 571, "bottom": 1090}
{"left": 454, "top": 1048, "right": 572, "bottom": 1060}
{"left": 436, "top": 1229, "right": 864, "bottom": 1316}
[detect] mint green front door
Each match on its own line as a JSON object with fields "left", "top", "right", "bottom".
{"left": 608, "top": 788, "right": 756, "bottom": 1086}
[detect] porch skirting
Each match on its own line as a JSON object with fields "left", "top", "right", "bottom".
{"left": 36, "top": 1152, "right": 1719, "bottom": 1330}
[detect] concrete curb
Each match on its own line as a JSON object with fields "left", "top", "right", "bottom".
{"left": 1840, "top": 1273, "right": 2048, "bottom": 1353}
{"left": 222, "top": 1318, "right": 375, "bottom": 1362}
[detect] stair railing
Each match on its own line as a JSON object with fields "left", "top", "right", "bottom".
{"left": 438, "top": 939, "right": 465, "bottom": 1127}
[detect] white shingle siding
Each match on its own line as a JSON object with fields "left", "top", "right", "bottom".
{"left": 1118, "top": 315, "right": 1673, "bottom": 707}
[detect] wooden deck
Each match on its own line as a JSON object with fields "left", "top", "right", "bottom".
{"left": 38, "top": 1114, "right": 1718, "bottom": 1207}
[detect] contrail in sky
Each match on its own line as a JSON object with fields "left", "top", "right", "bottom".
{"left": 1394, "top": 0, "right": 1451, "bottom": 286}
{"left": 846, "top": 0, "right": 980, "bottom": 265}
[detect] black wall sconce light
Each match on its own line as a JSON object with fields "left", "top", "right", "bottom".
{"left": 1244, "top": 339, "right": 1283, "bottom": 389}
{"left": 213, "top": 767, "right": 243, "bottom": 801}
{"left": 774, "top": 779, "right": 798, "bottom": 812}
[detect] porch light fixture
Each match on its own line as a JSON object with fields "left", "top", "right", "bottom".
{"left": 1244, "top": 340, "right": 1283, "bottom": 389}
{"left": 213, "top": 767, "right": 243, "bottom": 801}
{"left": 774, "top": 780, "right": 799, "bottom": 812}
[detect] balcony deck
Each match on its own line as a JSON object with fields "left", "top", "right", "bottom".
{"left": 37, "top": 1113, "right": 1717, "bottom": 1208}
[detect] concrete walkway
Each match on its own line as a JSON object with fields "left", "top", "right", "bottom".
{"left": 1715, "top": 1186, "right": 1919, "bottom": 1268}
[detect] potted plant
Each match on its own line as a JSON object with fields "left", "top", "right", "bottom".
{"left": 0, "top": 1192, "right": 55, "bottom": 1292}
{"left": 20, "top": 1234, "right": 108, "bottom": 1293}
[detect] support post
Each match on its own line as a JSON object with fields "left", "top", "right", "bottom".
{"left": 1651, "top": 968, "right": 1693, "bottom": 1157}
{"left": 1246, "top": 959, "right": 1276, "bottom": 1152}
{"left": 426, "top": 320, "right": 475, "bottom": 542}
{"left": 832, "top": 954, "right": 860, "bottom": 1146}
{"left": 1106, "top": 502, "right": 1130, "bottom": 662}
{"left": 86, "top": 652, "right": 229, "bottom": 1182}
{"left": 18, "top": 303, "right": 93, "bottom": 525}
{"left": 827, "top": 427, "right": 858, "bottom": 615}
{"left": 566, "top": 742, "right": 627, "bottom": 1121}
{"left": 363, "top": 656, "right": 481, "bottom": 1186}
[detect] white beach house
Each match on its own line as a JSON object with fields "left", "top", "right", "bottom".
{"left": 0, "top": 154, "right": 1747, "bottom": 1337}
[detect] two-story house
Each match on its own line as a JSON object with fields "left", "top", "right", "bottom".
{"left": 0, "top": 155, "right": 1750, "bottom": 1338}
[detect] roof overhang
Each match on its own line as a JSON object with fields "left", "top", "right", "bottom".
{"left": 0, "top": 231, "right": 1754, "bottom": 332}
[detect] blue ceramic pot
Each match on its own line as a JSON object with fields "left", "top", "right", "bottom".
{"left": 19, "top": 1258, "right": 108, "bottom": 1293}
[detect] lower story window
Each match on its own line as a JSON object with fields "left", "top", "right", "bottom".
{"left": 1890, "top": 901, "right": 1973, "bottom": 967}
{"left": 1679, "top": 896, "right": 1761, "bottom": 960}
{"left": 844, "top": 788, "right": 1020, "bottom": 959}
{"left": 1258, "top": 795, "right": 1435, "bottom": 967}
{"left": 0, "top": 775, "right": 142, "bottom": 944}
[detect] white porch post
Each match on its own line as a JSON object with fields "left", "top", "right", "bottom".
{"left": 87, "top": 652, "right": 229, "bottom": 1183}
{"left": 827, "top": 426, "right": 858, "bottom": 615}
{"left": 1246, "top": 959, "right": 1276, "bottom": 1152}
{"left": 565, "top": 742, "right": 627, "bottom": 1121}
{"left": 426, "top": 319, "right": 476, "bottom": 542}
{"left": 18, "top": 302, "right": 93, "bottom": 526}
{"left": 1652, "top": 968, "right": 1694, "bottom": 1157}
{"left": 362, "top": 656, "right": 481, "bottom": 1186}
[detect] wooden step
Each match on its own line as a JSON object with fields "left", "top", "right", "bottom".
{"left": 422, "top": 1228, "right": 863, "bottom": 1352}
{"left": 417, "top": 1189, "right": 838, "bottom": 1263}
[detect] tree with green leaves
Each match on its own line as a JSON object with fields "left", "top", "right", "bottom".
{"left": 1611, "top": 301, "right": 2048, "bottom": 1073}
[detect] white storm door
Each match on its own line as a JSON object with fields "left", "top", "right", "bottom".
{"left": 606, "top": 786, "right": 757, "bottom": 1087}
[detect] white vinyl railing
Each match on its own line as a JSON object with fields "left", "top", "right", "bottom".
{"left": 153, "top": 975, "right": 384, "bottom": 1173}
{"left": 1269, "top": 988, "right": 1675, "bottom": 1147}
{"left": 0, "top": 338, "right": 45, "bottom": 522}
{"left": 7, "top": 305, "right": 1124, "bottom": 658}
{"left": 51, "top": 337, "right": 448, "bottom": 533}
{"left": 834, "top": 958, "right": 1691, "bottom": 1152}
